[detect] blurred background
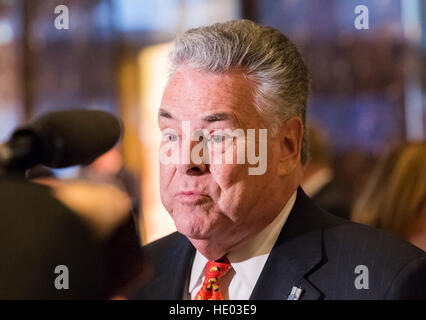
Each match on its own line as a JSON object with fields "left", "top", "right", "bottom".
{"left": 0, "top": 0, "right": 425, "bottom": 245}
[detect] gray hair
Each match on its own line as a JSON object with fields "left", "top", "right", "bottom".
{"left": 168, "top": 19, "right": 310, "bottom": 164}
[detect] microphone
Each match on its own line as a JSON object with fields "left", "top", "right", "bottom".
{"left": 0, "top": 109, "right": 122, "bottom": 171}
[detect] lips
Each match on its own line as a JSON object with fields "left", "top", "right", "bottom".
{"left": 175, "top": 191, "right": 210, "bottom": 202}
{"left": 178, "top": 191, "right": 198, "bottom": 196}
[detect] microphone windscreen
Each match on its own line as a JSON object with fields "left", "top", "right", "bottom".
{"left": 33, "top": 110, "right": 122, "bottom": 168}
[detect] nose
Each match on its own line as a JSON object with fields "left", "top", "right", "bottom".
{"left": 177, "top": 135, "right": 209, "bottom": 176}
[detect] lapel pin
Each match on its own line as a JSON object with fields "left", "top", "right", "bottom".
{"left": 287, "top": 286, "right": 303, "bottom": 300}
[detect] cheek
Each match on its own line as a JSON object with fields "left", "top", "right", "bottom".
{"left": 159, "top": 165, "right": 176, "bottom": 200}
{"left": 209, "top": 164, "right": 247, "bottom": 210}
{"left": 209, "top": 163, "right": 240, "bottom": 192}
{"left": 210, "top": 162, "right": 273, "bottom": 212}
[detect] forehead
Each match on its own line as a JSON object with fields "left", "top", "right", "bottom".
{"left": 160, "top": 65, "right": 259, "bottom": 123}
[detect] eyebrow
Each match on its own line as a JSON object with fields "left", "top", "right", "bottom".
{"left": 158, "top": 108, "right": 173, "bottom": 119}
{"left": 202, "top": 113, "right": 233, "bottom": 122}
{"left": 158, "top": 109, "right": 234, "bottom": 123}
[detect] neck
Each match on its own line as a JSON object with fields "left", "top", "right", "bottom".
{"left": 189, "top": 239, "right": 235, "bottom": 261}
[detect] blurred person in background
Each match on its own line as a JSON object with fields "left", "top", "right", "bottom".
{"left": 80, "top": 146, "right": 141, "bottom": 221}
{"left": 0, "top": 176, "right": 107, "bottom": 299}
{"left": 50, "top": 177, "right": 146, "bottom": 298}
{"left": 78, "top": 146, "right": 145, "bottom": 297}
{"left": 25, "top": 149, "right": 146, "bottom": 298}
{"left": 352, "top": 141, "right": 426, "bottom": 251}
{"left": 301, "top": 124, "right": 351, "bottom": 219}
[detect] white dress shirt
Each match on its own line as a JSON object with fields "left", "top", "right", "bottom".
{"left": 184, "top": 191, "right": 297, "bottom": 300}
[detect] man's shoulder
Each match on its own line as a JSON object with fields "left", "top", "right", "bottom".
{"left": 297, "top": 188, "right": 425, "bottom": 262}
{"left": 142, "top": 232, "right": 193, "bottom": 271}
{"left": 143, "top": 232, "right": 188, "bottom": 256}
{"left": 132, "top": 232, "right": 194, "bottom": 299}
{"left": 321, "top": 210, "right": 425, "bottom": 261}
{"left": 315, "top": 210, "right": 426, "bottom": 299}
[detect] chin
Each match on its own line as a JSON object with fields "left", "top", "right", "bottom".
{"left": 176, "top": 223, "right": 211, "bottom": 240}
{"left": 172, "top": 211, "right": 213, "bottom": 240}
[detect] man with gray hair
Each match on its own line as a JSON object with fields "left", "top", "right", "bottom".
{"left": 133, "top": 20, "right": 426, "bottom": 300}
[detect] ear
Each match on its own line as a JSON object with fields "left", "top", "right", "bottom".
{"left": 277, "top": 117, "right": 303, "bottom": 176}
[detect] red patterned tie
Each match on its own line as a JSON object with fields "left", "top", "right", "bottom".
{"left": 194, "top": 257, "right": 232, "bottom": 300}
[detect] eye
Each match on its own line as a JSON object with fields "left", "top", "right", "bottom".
{"left": 167, "top": 133, "right": 178, "bottom": 142}
{"left": 211, "top": 133, "right": 234, "bottom": 143}
{"left": 162, "top": 131, "right": 179, "bottom": 142}
{"left": 211, "top": 134, "right": 224, "bottom": 143}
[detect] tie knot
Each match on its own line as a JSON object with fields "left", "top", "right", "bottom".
{"left": 206, "top": 258, "right": 232, "bottom": 279}
{"left": 194, "top": 257, "right": 232, "bottom": 300}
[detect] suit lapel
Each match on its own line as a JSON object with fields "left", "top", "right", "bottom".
{"left": 146, "top": 234, "right": 195, "bottom": 299}
{"left": 250, "top": 188, "right": 325, "bottom": 300}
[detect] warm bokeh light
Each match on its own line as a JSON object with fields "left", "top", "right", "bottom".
{"left": 138, "top": 42, "right": 176, "bottom": 244}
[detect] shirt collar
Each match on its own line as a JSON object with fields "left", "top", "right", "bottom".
{"left": 188, "top": 250, "right": 208, "bottom": 293}
{"left": 188, "top": 191, "right": 297, "bottom": 293}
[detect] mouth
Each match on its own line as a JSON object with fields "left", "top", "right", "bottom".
{"left": 175, "top": 191, "right": 210, "bottom": 203}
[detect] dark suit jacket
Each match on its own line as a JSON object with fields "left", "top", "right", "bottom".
{"left": 132, "top": 188, "right": 426, "bottom": 300}
{"left": 311, "top": 178, "right": 352, "bottom": 220}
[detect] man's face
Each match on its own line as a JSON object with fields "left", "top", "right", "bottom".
{"left": 158, "top": 65, "right": 283, "bottom": 244}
